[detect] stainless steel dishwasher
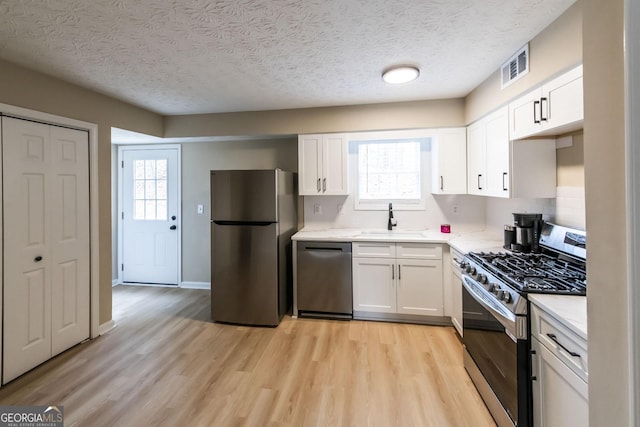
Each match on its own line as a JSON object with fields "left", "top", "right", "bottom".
{"left": 297, "top": 241, "right": 352, "bottom": 319}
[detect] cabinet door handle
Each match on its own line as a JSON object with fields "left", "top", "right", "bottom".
{"left": 546, "top": 333, "right": 581, "bottom": 358}
{"left": 502, "top": 172, "right": 508, "bottom": 191}
{"left": 540, "top": 97, "right": 548, "bottom": 121}
{"left": 398, "top": 265, "right": 401, "bottom": 280}
{"left": 440, "top": 176, "right": 444, "bottom": 191}
{"left": 317, "top": 178, "right": 321, "bottom": 192}
{"left": 533, "top": 100, "right": 541, "bottom": 124}
{"left": 323, "top": 178, "right": 326, "bottom": 192}
{"left": 477, "top": 174, "right": 483, "bottom": 190}
{"left": 392, "top": 265, "right": 394, "bottom": 280}
{"left": 530, "top": 349, "right": 538, "bottom": 381}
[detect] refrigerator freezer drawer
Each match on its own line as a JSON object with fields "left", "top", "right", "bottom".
{"left": 211, "top": 222, "right": 279, "bottom": 326}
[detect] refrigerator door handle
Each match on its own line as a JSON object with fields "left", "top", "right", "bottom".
{"left": 212, "top": 220, "right": 275, "bottom": 226}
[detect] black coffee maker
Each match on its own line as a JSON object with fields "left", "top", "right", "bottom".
{"left": 504, "top": 213, "right": 544, "bottom": 253}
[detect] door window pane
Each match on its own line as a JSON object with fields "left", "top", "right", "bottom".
{"left": 157, "top": 179, "right": 167, "bottom": 199}
{"left": 133, "top": 158, "right": 168, "bottom": 220}
{"left": 156, "top": 200, "right": 167, "bottom": 220}
{"left": 134, "top": 200, "right": 145, "bottom": 220}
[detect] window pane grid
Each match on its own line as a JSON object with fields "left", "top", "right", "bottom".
{"left": 133, "top": 159, "right": 168, "bottom": 220}
{"left": 358, "top": 140, "right": 421, "bottom": 201}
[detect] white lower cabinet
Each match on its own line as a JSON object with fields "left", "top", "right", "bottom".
{"left": 352, "top": 242, "right": 443, "bottom": 319}
{"left": 449, "top": 247, "right": 465, "bottom": 336}
{"left": 531, "top": 337, "right": 588, "bottom": 427}
{"left": 352, "top": 258, "right": 396, "bottom": 313}
{"left": 531, "top": 303, "right": 588, "bottom": 426}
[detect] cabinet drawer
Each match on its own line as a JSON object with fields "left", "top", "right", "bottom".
{"left": 531, "top": 304, "right": 588, "bottom": 382}
{"left": 352, "top": 242, "right": 396, "bottom": 258}
{"left": 396, "top": 243, "right": 442, "bottom": 260}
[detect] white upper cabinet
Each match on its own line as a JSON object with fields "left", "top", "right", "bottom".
{"left": 431, "top": 128, "right": 467, "bottom": 195}
{"left": 467, "top": 106, "right": 508, "bottom": 196}
{"left": 298, "top": 133, "right": 348, "bottom": 195}
{"left": 466, "top": 120, "right": 487, "bottom": 196}
{"left": 484, "top": 107, "right": 511, "bottom": 197}
{"left": 467, "top": 106, "right": 556, "bottom": 198}
{"left": 510, "top": 65, "right": 583, "bottom": 140}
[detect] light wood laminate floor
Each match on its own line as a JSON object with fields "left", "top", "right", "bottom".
{"left": 0, "top": 285, "right": 495, "bottom": 426}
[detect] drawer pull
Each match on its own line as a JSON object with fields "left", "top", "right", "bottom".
{"left": 546, "top": 333, "right": 581, "bottom": 358}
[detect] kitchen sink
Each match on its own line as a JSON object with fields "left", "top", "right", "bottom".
{"left": 358, "top": 230, "right": 428, "bottom": 238}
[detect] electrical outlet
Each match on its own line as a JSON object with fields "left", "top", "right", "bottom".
{"left": 197, "top": 204, "right": 204, "bottom": 214}
{"left": 453, "top": 205, "right": 458, "bottom": 214}
{"left": 337, "top": 203, "right": 343, "bottom": 214}
{"left": 313, "top": 204, "right": 322, "bottom": 214}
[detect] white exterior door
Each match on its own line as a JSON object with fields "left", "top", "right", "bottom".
{"left": 2, "top": 116, "right": 90, "bottom": 383}
{"left": 121, "top": 148, "right": 179, "bottom": 285}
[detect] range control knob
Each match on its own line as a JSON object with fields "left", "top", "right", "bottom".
{"left": 493, "top": 286, "right": 501, "bottom": 295}
{"left": 503, "top": 292, "right": 512, "bottom": 303}
{"left": 498, "top": 290, "right": 506, "bottom": 300}
{"left": 478, "top": 274, "right": 488, "bottom": 284}
{"left": 459, "top": 261, "right": 468, "bottom": 270}
{"left": 466, "top": 266, "right": 477, "bottom": 275}
{"left": 488, "top": 283, "right": 496, "bottom": 292}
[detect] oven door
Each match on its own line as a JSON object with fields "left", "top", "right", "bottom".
{"left": 462, "top": 276, "right": 530, "bottom": 426}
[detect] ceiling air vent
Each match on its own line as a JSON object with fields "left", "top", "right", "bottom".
{"left": 501, "top": 44, "right": 529, "bottom": 89}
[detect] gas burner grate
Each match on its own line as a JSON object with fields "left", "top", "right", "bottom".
{"left": 467, "top": 251, "right": 586, "bottom": 295}
{"left": 523, "top": 277, "right": 586, "bottom": 294}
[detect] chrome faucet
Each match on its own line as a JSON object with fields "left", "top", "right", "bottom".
{"left": 387, "top": 202, "right": 397, "bottom": 230}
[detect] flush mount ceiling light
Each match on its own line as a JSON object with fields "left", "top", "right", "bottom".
{"left": 382, "top": 66, "right": 420, "bottom": 84}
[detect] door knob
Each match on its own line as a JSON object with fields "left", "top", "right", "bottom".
{"left": 34, "top": 256, "right": 43, "bottom": 262}
{"left": 171, "top": 215, "right": 176, "bottom": 220}
{"left": 170, "top": 225, "right": 177, "bottom": 230}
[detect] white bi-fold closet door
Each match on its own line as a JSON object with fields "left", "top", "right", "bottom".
{"left": 2, "top": 116, "right": 90, "bottom": 384}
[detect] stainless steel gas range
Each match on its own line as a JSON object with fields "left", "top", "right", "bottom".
{"left": 459, "top": 223, "right": 586, "bottom": 427}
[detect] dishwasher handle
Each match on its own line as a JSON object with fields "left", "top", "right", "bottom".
{"left": 298, "top": 241, "right": 352, "bottom": 253}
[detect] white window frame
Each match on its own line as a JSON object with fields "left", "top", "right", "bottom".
{"left": 349, "top": 129, "right": 434, "bottom": 211}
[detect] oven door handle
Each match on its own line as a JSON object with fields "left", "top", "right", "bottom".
{"left": 462, "top": 276, "right": 517, "bottom": 336}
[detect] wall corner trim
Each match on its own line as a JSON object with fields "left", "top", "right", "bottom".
{"left": 98, "top": 320, "right": 116, "bottom": 336}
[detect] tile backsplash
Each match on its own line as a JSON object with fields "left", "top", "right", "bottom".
{"left": 302, "top": 186, "right": 586, "bottom": 234}
{"left": 554, "top": 186, "right": 586, "bottom": 229}
{"left": 302, "top": 194, "right": 486, "bottom": 233}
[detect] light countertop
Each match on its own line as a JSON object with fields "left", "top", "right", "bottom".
{"left": 292, "top": 228, "right": 505, "bottom": 246}
{"left": 291, "top": 228, "right": 452, "bottom": 243}
{"left": 446, "top": 231, "right": 504, "bottom": 254}
{"left": 529, "top": 294, "right": 587, "bottom": 341}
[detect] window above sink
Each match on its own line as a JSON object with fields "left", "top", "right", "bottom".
{"left": 349, "top": 129, "right": 432, "bottom": 211}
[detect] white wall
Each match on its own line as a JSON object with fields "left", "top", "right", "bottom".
{"left": 180, "top": 138, "right": 298, "bottom": 284}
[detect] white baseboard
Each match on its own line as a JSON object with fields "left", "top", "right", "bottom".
{"left": 181, "top": 281, "right": 210, "bottom": 290}
{"left": 99, "top": 320, "right": 116, "bottom": 335}
{"left": 112, "top": 279, "right": 120, "bottom": 286}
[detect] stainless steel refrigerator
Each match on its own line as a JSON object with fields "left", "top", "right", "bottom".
{"left": 210, "top": 169, "right": 296, "bottom": 326}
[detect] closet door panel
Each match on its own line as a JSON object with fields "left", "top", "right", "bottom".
{"left": 2, "top": 117, "right": 52, "bottom": 383}
{"left": 50, "top": 126, "right": 90, "bottom": 356}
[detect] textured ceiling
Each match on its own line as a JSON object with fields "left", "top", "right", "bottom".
{"left": 0, "top": 0, "right": 575, "bottom": 115}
